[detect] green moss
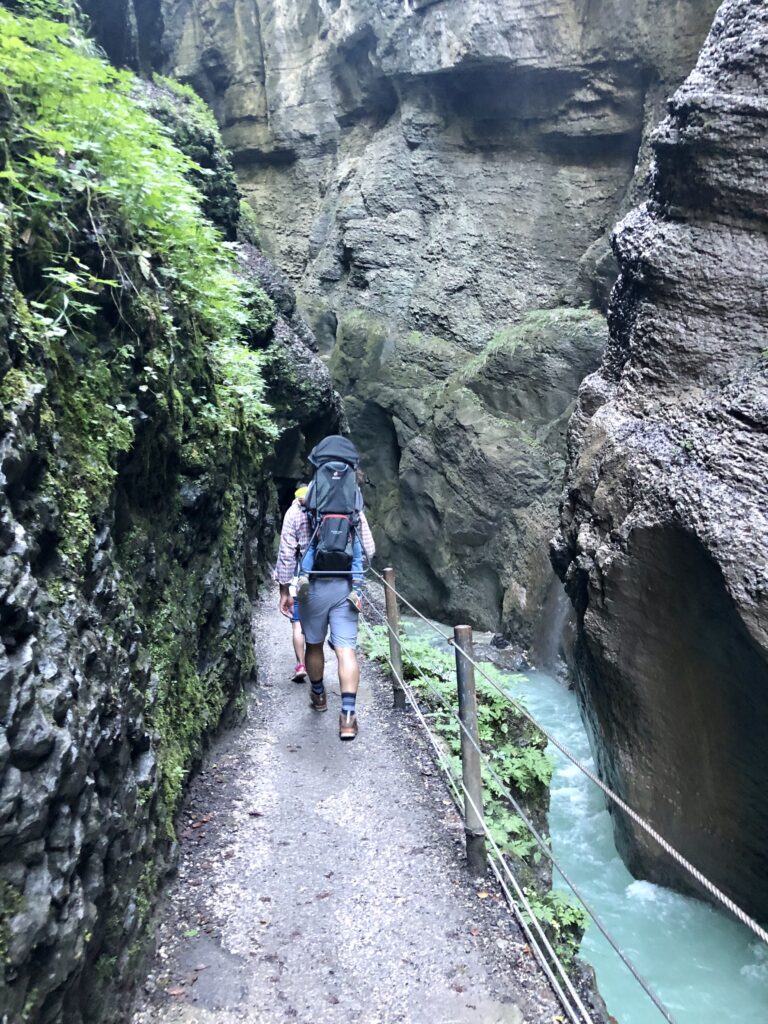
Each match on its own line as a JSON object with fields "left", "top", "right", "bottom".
{"left": 0, "top": 881, "right": 23, "bottom": 964}
{"left": 93, "top": 954, "right": 118, "bottom": 986}
{"left": 238, "top": 198, "right": 261, "bottom": 247}
{"left": 0, "top": 366, "right": 41, "bottom": 408}
{"left": 135, "top": 862, "right": 158, "bottom": 925}
{"left": 48, "top": 353, "right": 134, "bottom": 566}
{"left": 454, "top": 306, "right": 605, "bottom": 386}
{"left": 330, "top": 309, "right": 388, "bottom": 392}
{"left": 262, "top": 337, "right": 322, "bottom": 423}
{"left": 140, "top": 479, "right": 253, "bottom": 837}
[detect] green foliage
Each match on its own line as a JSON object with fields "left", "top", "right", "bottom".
{"left": 0, "top": 5, "right": 276, "bottom": 443}
{"left": 0, "top": 6, "right": 278, "bottom": 571}
{"left": 0, "top": 9, "right": 235, "bottom": 339}
{"left": 361, "top": 624, "right": 586, "bottom": 964}
{"left": 5, "top": 0, "right": 74, "bottom": 18}
{"left": 522, "top": 888, "right": 589, "bottom": 965}
{"left": 153, "top": 74, "right": 221, "bottom": 138}
{"left": 0, "top": 881, "right": 23, "bottom": 964}
{"left": 363, "top": 628, "right": 553, "bottom": 802}
{"left": 238, "top": 197, "right": 261, "bottom": 246}
{"left": 0, "top": 5, "right": 273, "bottom": 840}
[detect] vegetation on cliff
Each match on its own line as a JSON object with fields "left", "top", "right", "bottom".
{"left": 0, "top": 3, "right": 288, "bottom": 1018}
{"left": 0, "top": 0, "right": 276, "bottom": 771}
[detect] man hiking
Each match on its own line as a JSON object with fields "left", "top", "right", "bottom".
{"left": 276, "top": 484, "right": 310, "bottom": 683}
{"left": 276, "top": 436, "right": 375, "bottom": 741}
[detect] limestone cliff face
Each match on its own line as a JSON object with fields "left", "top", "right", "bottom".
{"left": 552, "top": 0, "right": 768, "bottom": 920}
{"left": 0, "top": 13, "right": 340, "bottom": 1018}
{"left": 117, "top": 0, "right": 721, "bottom": 634}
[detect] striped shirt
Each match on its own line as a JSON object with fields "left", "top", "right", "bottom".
{"left": 275, "top": 499, "right": 376, "bottom": 584}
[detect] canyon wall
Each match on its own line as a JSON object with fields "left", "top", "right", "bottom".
{"left": 0, "top": 10, "right": 340, "bottom": 1019}
{"left": 552, "top": 0, "right": 768, "bottom": 920}
{"left": 119, "top": 0, "right": 721, "bottom": 634}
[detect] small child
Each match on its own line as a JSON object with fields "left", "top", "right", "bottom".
{"left": 296, "top": 529, "right": 364, "bottom": 611}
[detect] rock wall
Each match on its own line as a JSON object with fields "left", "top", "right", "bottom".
{"left": 332, "top": 307, "right": 607, "bottom": 628}
{"left": 126, "top": 0, "right": 721, "bottom": 634}
{"left": 0, "top": 10, "right": 340, "bottom": 1021}
{"left": 552, "top": 0, "right": 768, "bottom": 920}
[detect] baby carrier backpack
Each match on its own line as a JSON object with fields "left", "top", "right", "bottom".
{"left": 305, "top": 436, "right": 364, "bottom": 576}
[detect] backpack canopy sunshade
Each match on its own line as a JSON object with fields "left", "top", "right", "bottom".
{"left": 308, "top": 435, "right": 359, "bottom": 469}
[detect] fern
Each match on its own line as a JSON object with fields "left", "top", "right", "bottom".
{"left": 361, "top": 623, "right": 587, "bottom": 962}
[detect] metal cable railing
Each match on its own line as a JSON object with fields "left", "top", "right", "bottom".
{"left": 366, "top": 564, "right": 768, "bottom": 949}
{"left": 362, "top": 602, "right": 675, "bottom": 1024}
{"left": 358, "top": 610, "right": 595, "bottom": 1024}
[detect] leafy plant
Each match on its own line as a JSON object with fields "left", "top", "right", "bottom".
{"left": 0, "top": 4, "right": 279, "bottom": 837}
{"left": 0, "top": 5, "right": 276, "bottom": 443}
{"left": 361, "top": 623, "right": 586, "bottom": 963}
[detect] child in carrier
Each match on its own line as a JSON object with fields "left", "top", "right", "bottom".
{"left": 294, "top": 528, "right": 364, "bottom": 611}
{"left": 292, "top": 454, "right": 366, "bottom": 612}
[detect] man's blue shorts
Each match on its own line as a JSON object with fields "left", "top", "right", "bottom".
{"left": 298, "top": 579, "right": 358, "bottom": 649}
{"left": 291, "top": 600, "right": 300, "bottom": 624}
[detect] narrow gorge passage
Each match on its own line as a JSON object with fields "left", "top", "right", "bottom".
{"left": 130, "top": 597, "right": 559, "bottom": 1024}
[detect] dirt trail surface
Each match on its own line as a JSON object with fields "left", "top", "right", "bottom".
{"left": 131, "top": 597, "right": 562, "bottom": 1024}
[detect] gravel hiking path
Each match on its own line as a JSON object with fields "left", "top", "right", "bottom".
{"left": 131, "top": 596, "right": 562, "bottom": 1024}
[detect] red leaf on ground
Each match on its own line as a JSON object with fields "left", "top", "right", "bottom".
{"left": 167, "top": 986, "right": 186, "bottom": 998}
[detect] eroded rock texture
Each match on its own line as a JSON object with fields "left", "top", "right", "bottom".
{"left": 552, "top": 0, "right": 768, "bottom": 920}
{"left": 332, "top": 308, "right": 607, "bottom": 629}
{"left": 0, "top": 59, "right": 340, "bottom": 1024}
{"left": 120, "top": 0, "right": 720, "bottom": 632}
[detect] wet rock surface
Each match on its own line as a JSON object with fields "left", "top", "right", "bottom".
{"left": 553, "top": 0, "right": 768, "bottom": 921}
{"left": 0, "top": 60, "right": 343, "bottom": 1024}
{"left": 131, "top": 597, "right": 562, "bottom": 1024}
{"left": 333, "top": 307, "right": 607, "bottom": 634}
{"left": 117, "top": 0, "right": 721, "bottom": 632}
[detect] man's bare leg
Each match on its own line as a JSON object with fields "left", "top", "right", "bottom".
{"left": 335, "top": 646, "right": 359, "bottom": 694}
{"left": 292, "top": 620, "right": 305, "bottom": 665}
{"left": 305, "top": 641, "right": 325, "bottom": 684}
{"left": 336, "top": 645, "right": 360, "bottom": 741}
{"left": 305, "top": 640, "right": 328, "bottom": 710}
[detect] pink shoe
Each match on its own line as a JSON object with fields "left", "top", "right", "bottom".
{"left": 292, "top": 663, "right": 307, "bottom": 683}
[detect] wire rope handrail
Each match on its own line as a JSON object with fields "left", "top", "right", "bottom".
{"left": 366, "top": 565, "right": 768, "bottom": 949}
{"left": 358, "top": 611, "right": 594, "bottom": 1024}
{"left": 362, "top": 603, "right": 676, "bottom": 1024}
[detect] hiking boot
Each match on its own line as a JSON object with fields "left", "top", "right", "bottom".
{"left": 347, "top": 589, "right": 362, "bottom": 613}
{"left": 292, "top": 663, "right": 307, "bottom": 683}
{"left": 309, "top": 689, "right": 328, "bottom": 712}
{"left": 296, "top": 575, "right": 310, "bottom": 600}
{"left": 339, "top": 711, "right": 358, "bottom": 741}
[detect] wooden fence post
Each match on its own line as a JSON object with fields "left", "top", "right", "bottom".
{"left": 453, "top": 624, "right": 486, "bottom": 873}
{"left": 383, "top": 567, "right": 406, "bottom": 710}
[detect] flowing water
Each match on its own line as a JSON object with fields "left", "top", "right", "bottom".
{"left": 401, "top": 618, "right": 768, "bottom": 1023}
{"left": 517, "top": 669, "right": 768, "bottom": 1024}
